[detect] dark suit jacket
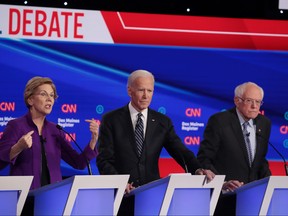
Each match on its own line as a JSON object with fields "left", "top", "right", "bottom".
{"left": 96, "top": 104, "right": 201, "bottom": 186}
{"left": 197, "top": 107, "right": 271, "bottom": 183}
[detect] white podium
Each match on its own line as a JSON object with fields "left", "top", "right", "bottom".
{"left": 0, "top": 176, "right": 33, "bottom": 216}
{"left": 29, "top": 175, "right": 129, "bottom": 215}
{"left": 129, "top": 174, "right": 225, "bottom": 215}
{"left": 235, "top": 176, "right": 288, "bottom": 215}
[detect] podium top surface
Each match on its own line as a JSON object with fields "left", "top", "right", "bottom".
{"left": 129, "top": 174, "right": 225, "bottom": 195}
{"left": 29, "top": 174, "right": 130, "bottom": 195}
{"left": 235, "top": 176, "right": 288, "bottom": 193}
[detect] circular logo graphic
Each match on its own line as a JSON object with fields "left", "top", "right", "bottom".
{"left": 96, "top": 105, "right": 104, "bottom": 114}
{"left": 158, "top": 107, "right": 166, "bottom": 114}
{"left": 285, "top": 111, "right": 288, "bottom": 121}
{"left": 284, "top": 139, "right": 288, "bottom": 149}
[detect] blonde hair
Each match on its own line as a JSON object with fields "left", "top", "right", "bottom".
{"left": 24, "top": 76, "right": 58, "bottom": 108}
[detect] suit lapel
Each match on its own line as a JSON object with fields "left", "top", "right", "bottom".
{"left": 253, "top": 118, "right": 262, "bottom": 166}
{"left": 143, "top": 109, "right": 158, "bottom": 152}
{"left": 122, "top": 105, "right": 139, "bottom": 157}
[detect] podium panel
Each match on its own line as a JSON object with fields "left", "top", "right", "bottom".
{"left": 130, "top": 174, "right": 225, "bottom": 216}
{"left": 0, "top": 176, "right": 33, "bottom": 216}
{"left": 71, "top": 189, "right": 114, "bottom": 215}
{"left": 0, "top": 191, "right": 18, "bottom": 215}
{"left": 29, "top": 175, "right": 129, "bottom": 215}
{"left": 235, "top": 176, "right": 288, "bottom": 215}
{"left": 168, "top": 188, "right": 210, "bottom": 215}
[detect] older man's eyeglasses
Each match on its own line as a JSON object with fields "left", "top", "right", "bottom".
{"left": 238, "top": 97, "right": 263, "bottom": 106}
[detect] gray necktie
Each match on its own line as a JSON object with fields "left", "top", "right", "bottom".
{"left": 135, "top": 113, "right": 144, "bottom": 156}
{"left": 243, "top": 121, "right": 253, "bottom": 167}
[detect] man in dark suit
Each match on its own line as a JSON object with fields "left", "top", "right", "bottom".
{"left": 96, "top": 69, "right": 215, "bottom": 215}
{"left": 197, "top": 81, "right": 272, "bottom": 215}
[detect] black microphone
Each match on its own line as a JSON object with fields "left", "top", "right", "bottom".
{"left": 56, "top": 124, "right": 92, "bottom": 175}
{"left": 177, "top": 151, "right": 189, "bottom": 174}
{"left": 256, "top": 130, "right": 288, "bottom": 176}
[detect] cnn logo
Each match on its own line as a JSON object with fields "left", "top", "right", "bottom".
{"left": 65, "top": 133, "right": 76, "bottom": 142}
{"left": 184, "top": 136, "right": 200, "bottom": 145}
{"left": 0, "top": 102, "right": 15, "bottom": 111}
{"left": 61, "top": 104, "right": 77, "bottom": 113}
{"left": 185, "top": 108, "right": 201, "bottom": 117}
{"left": 280, "top": 125, "right": 288, "bottom": 135}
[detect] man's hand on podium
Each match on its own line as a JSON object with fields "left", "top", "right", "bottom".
{"left": 125, "top": 182, "right": 136, "bottom": 195}
{"left": 222, "top": 180, "right": 244, "bottom": 193}
{"left": 195, "top": 168, "right": 216, "bottom": 184}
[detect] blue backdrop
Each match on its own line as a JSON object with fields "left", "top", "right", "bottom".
{"left": 0, "top": 38, "right": 287, "bottom": 176}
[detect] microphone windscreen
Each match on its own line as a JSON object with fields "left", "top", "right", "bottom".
{"left": 56, "top": 124, "right": 62, "bottom": 130}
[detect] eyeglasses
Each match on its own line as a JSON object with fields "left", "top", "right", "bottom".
{"left": 238, "top": 97, "right": 263, "bottom": 106}
{"left": 35, "top": 91, "right": 55, "bottom": 99}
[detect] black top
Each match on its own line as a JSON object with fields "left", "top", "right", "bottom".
{"left": 40, "top": 135, "right": 50, "bottom": 187}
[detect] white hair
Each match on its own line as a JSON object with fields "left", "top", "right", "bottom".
{"left": 127, "top": 69, "right": 155, "bottom": 87}
{"left": 234, "top": 82, "right": 264, "bottom": 98}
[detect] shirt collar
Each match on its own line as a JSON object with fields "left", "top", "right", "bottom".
{"left": 236, "top": 108, "right": 253, "bottom": 127}
{"left": 128, "top": 102, "right": 148, "bottom": 120}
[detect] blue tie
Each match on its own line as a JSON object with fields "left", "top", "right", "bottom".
{"left": 135, "top": 113, "right": 144, "bottom": 157}
{"left": 243, "top": 122, "right": 253, "bottom": 167}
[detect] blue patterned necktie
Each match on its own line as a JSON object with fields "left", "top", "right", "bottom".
{"left": 243, "top": 121, "right": 253, "bottom": 167}
{"left": 135, "top": 113, "right": 144, "bottom": 157}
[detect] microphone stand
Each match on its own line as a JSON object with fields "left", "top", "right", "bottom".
{"left": 256, "top": 132, "right": 288, "bottom": 176}
{"left": 57, "top": 125, "right": 93, "bottom": 175}
{"left": 268, "top": 141, "right": 288, "bottom": 176}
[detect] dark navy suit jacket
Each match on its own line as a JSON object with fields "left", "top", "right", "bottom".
{"left": 96, "top": 104, "right": 201, "bottom": 186}
{"left": 197, "top": 107, "right": 271, "bottom": 183}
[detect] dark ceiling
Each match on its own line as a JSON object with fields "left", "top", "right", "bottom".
{"left": 1, "top": 0, "right": 288, "bottom": 20}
